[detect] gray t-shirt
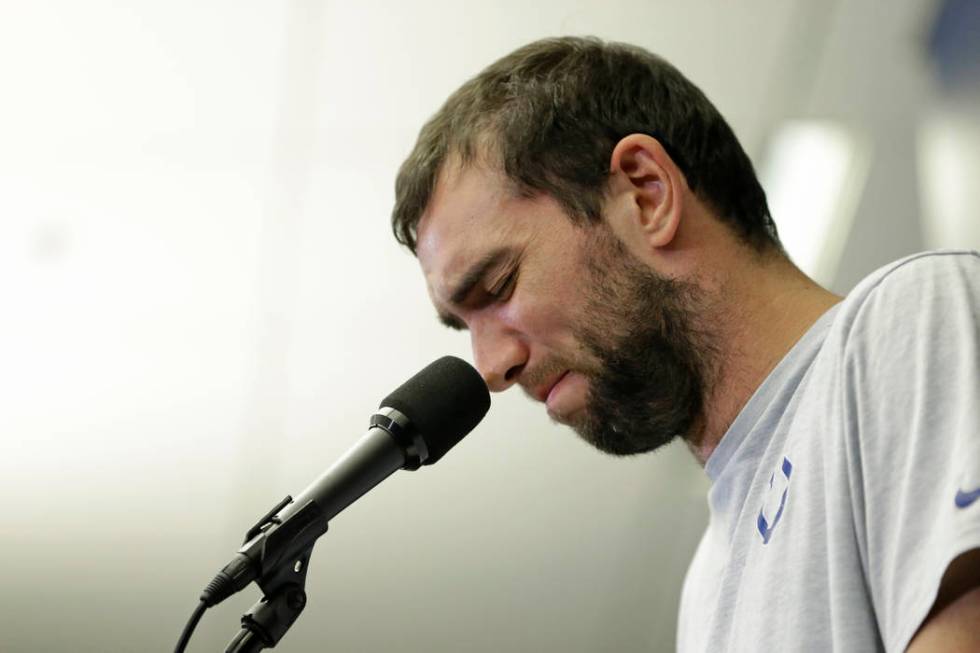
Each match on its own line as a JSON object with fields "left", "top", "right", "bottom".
{"left": 677, "top": 250, "right": 980, "bottom": 652}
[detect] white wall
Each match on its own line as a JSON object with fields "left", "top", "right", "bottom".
{"left": 1, "top": 1, "right": 974, "bottom": 651}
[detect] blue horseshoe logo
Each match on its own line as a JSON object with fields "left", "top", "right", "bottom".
{"left": 758, "top": 457, "right": 793, "bottom": 545}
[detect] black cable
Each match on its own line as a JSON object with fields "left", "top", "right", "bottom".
{"left": 225, "top": 628, "right": 266, "bottom": 653}
{"left": 174, "top": 599, "right": 208, "bottom": 653}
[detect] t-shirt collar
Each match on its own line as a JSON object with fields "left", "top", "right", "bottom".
{"left": 704, "top": 303, "right": 842, "bottom": 482}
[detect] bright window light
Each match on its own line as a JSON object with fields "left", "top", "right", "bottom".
{"left": 759, "top": 121, "right": 870, "bottom": 286}
{"left": 918, "top": 108, "right": 980, "bottom": 251}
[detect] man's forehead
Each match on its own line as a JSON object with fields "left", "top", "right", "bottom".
{"left": 416, "top": 161, "right": 515, "bottom": 284}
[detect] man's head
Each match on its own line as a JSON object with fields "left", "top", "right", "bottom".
{"left": 392, "top": 36, "right": 779, "bottom": 255}
{"left": 393, "top": 37, "right": 782, "bottom": 455}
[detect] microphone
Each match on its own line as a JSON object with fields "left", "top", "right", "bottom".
{"left": 200, "top": 355, "right": 490, "bottom": 609}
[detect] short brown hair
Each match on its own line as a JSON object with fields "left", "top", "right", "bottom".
{"left": 392, "top": 36, "right": 779, "bottom": 253}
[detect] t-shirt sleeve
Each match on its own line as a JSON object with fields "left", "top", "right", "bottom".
{"left": 841, "top": 251, "right": 980, "bottom": 652}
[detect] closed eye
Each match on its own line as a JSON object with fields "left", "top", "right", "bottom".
{"left": 437, "top": 273, "right": 515, "bottom": 331}
{"left": 441, "top": 314, "right": 467, "bottom": 331}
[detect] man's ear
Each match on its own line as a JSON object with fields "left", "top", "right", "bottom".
{"left": 607, "top": 133, "right": 685, "bottom": 250}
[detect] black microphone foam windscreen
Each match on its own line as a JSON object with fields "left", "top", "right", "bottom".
{"left": 380, "top": 356, "right": 490, "bottom": 465}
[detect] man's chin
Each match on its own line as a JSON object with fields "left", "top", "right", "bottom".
{"left": 571, "top": 417, "right": 680, "bottom": 457}
{"left": 549, "top": 409, "right": 635, "bottom": 455}
{"left": 547, "top": 406, "right": 585, "bottom": 427}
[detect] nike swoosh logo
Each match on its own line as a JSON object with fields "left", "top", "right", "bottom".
{"left": 955, "top": 487, "right": 980, "bottom": 508}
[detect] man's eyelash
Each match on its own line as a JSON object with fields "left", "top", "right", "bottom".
{"left": 489, "top": 271, "right": 516, "bottom": 297}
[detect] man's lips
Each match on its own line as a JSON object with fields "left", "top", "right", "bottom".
{"left": 531, "top": 371, "right": 569, "bottom": 403}
{"left": 543, "top": 371, "right": 570, "bottom": 405}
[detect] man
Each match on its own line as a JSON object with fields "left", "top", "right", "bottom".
{"left": 390, "top": 36, "right": 980, "bottom": 651}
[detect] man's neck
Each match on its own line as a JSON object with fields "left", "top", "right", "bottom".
{"left": 685, "top": 257, "right": 842, "bottom": 466}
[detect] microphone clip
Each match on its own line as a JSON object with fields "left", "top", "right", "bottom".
{"left": 226, "top": 543, "right": 315, "bottom": 652}
{"left": 243, "top": 495, "right": 293, "bottom": 545}
{"left": 225, "top": 496, "right": 327, "bottom": 652}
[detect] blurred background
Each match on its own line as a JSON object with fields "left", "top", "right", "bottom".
{"left": 1, "top": 0, "right": 977, "bottom": 651}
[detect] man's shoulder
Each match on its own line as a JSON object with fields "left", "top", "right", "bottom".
{"left": 847, "top": 249, "right": 978, "bottom": 302}
{"left": 832, "top": 249, "right": 978, "bottom": 337}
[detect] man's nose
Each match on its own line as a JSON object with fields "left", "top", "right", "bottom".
{"left": 470, "top": 319, "right": 527, "bottom": 393}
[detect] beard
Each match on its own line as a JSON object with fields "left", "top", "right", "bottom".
{"left": 567, "top": 228, "right": 718, "bottom": 456}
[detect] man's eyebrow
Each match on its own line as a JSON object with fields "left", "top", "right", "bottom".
{"left": 435, "top": 247, "right": 514, "bottom": 330}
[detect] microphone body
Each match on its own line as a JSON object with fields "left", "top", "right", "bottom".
{"left": 283, "top": 414, "right": 409, "bottom": 526}
{"left": 201, "top": 356, "right": 490, "bottom": 608}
